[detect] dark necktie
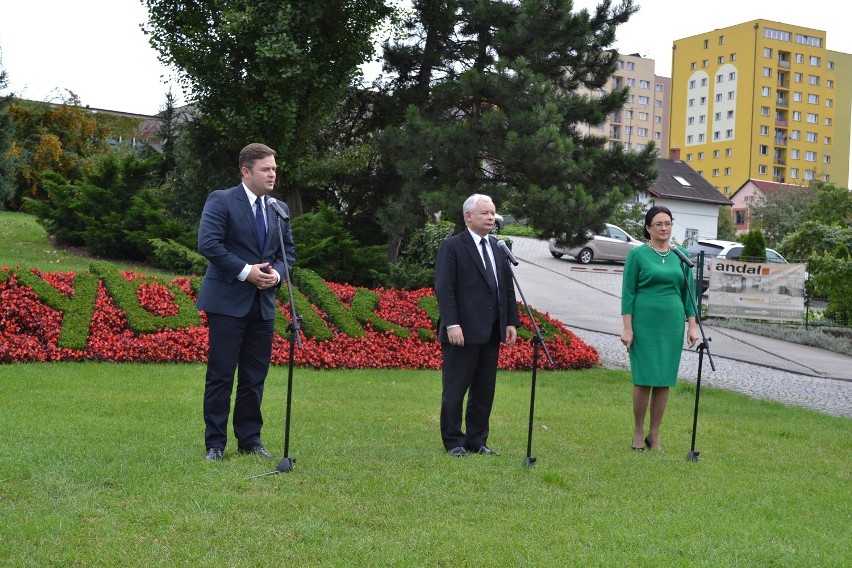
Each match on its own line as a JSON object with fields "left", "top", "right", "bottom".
{"left": 480, "top": 237, "right": 497, "bottom": 289}
{"left": 255, "top": 197, "right": 266, "bottom": 246}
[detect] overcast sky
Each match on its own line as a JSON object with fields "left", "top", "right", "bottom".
{"left": 1, "top": 1, "right": 848, "bottom": 116}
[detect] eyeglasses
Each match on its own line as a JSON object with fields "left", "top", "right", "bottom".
{"left": 650, "top": 222, "right": 673, "bottom": 229}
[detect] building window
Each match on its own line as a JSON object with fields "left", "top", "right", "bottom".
{"left": 758, "top": 165, "right": 767, "bottom": 175}
{"left": 698, "top": 152, "right": 704, "bottom": 160}
{"left": 809, "top": 55, "right": 821, "bottom": 66}
{"left": 730, "top": 53, "right": 736, "bottom": 61}
{"left": 764, "top": 47, "right": 773, "bottom": 58}
{"left": 826, "top": 98, "right": 833, "bottom": 107}
{"left": 826, "top": 79, "right": 833, "bottom": 88}
{"left": 703, "top": 39, "right": 709, "bottom": 49}
{"left": 656, "top": 83, "right": 663, "bottom": 92}
{"left": 654, "top": 132, "right": 661, "bottom": 139}
{"left": 727, "top": 110, "right": 734, "bottom": 119}
{"left": 824, "top": 155, "right": 831, "bottom": 164}
{"left": 825, "top": 117, "right": 832, "bottom": 126}
{"left": 640, "top": 80, "right": 650, "bottom": 89}
{"left": 713, "top": 150, "right": 720, "bottom": 158}
{"left": 726, "top": 148, "right": 732, "bottom": 157}
{"left": 699, "top": 114, "right": 706, "bottom": 124}
{"left": 714, "top": 112, "right": 721, "bottom": 121}
{"left": 791, "top": 149, "right": 800, "bottom": 159}
{"left": 735, "top": 210, "right": 746, "bottom": 224}
{"left": 716, "top": 74, "right": 723, "bottom": 83}
{"left": 687, "top": 135, "right": 694, "bottom": 144}
{"left": 804, "top": 170, "right": 815, "bottom": 180}
{"left": 824, "top": 136, "right": 831, "bottom": 145}
{"left": 790, "top": 168, "right": 798, "bottom": 178}
{"left": 827, "top": 61, "right": 834, "bottom": 70}
{"left": 686, "top": 153, "right": 693, "bottom": 161}
{"left": 702, "top": 59, "right": 708, "bottom": 67}
{"left": 759, "top": 145, "right": 768, "bottom": 155}
{"left": 762, "top": 67, "right": 772, "bottom": 77}
{"left": 792, "top": 111, "right": 801, "bottom": 121}
{"left": 713, "top": 131, "right": 721, "bottom": 140}
{"left": 795, "top": 53, "right": 804, "bottom": 63}
{"left": 806, "top": 113, "right": 818, "bottom": 123}
{"left": 638, "top": 128, "right": 648, "bottom": 137}
{"left": 759, "top": 125, "right": 769, "bottom": 135}
{"left": 715, "top": 93, "right": 723, "bottom": 102}
{"left": 808, "top": 75, "right": 819, "bottom": 85}
{"left": 698, "top": 133, "right": 705, "bottom": 142}
{"left": 724, "top": 167, "right": 731, "bottom": 175}
{"left": 760, "top": 106, "right": 770, "bottom": 116}
{"left": 807, "top": 94, "right": 819, "bottom": 104}
{"left": 793, "top": 91, "right": 802, "bottom": 102}
{"left": 691, "top": 62, "right": 697, "bottom": 70}
{"left": 728, "top": 91, "right": 735, "bottom": 100}
{"left": 712, "top": 169, "right": 719, "bottom": 177}
{"left": 639, "top": 95, "right": 650, "bottom": 104}
{"left": 789, "top": 130, "right": 800, "bottom": 140}
{"left": 729, "top": 71, "right": 736, "bottom": 80}
{"left": 806, "top": 132, "right": 817, "bottom": 142}
{"left": 700, "top": 78, "right": 708, "bottom": 87}
{"left": 794, "top": 72, "right": 803, "bottom": 82}
{"left": 626, "top": 61, "right": 635, "bottom": 70}
{"left": 805, "top": 151, "right": 816, "bottom": 162}
{"left": 688, "top": 99, "right": 694, "bottom": 107}
{"left": 655, "top": 100, "right": 662, "bottom": 108}
{"left": 627, "top": 78, "right": 635, "bottom": 87}
{"left": 761, "top": 86, "right": 771, "bottom": 96}
{"left": 718, "top": 56, "right": 724, "bottom": 64}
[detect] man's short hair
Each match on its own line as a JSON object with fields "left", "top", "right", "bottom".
{"left": 239, "top": 143, "right": 277, "bottom": 170}
{"left": 462, "top": 194, "right": 493, "bottom": 215}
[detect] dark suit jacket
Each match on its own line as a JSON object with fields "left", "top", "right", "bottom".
{"left": 196, "top": 185, "right": 296, "bottom": 320}
{"left": 434, "top": 230, "right": 521, "bottom": 344}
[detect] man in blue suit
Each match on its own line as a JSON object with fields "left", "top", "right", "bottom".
{"left": 434, "top": 194, "right": 520, "bottom": 457}
{"left": 197, "top": 143, "right": 297, "bottom": 461}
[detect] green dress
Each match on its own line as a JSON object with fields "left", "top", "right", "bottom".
{"left": 621, "top": 244, "right": 697, "bottom": 387}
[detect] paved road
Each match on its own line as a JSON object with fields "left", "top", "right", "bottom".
{"left": 505, "top": 236, "right": 852, "bottom": 419}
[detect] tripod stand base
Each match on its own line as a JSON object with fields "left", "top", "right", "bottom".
{"left": 523, "top": 456, "right": 537, "bottom": 467}
{"left": 277, "top": 456, "right": 296, "bottom": 472}
{"left": 686, "top": 450, "right": 700, "bottom": 462}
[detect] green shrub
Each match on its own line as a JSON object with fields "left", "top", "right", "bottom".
{"left": 149, "top": 238, "right": 208, "bottom": 276}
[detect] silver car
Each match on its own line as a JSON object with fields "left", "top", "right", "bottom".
{"left": 548, "top": 223, "right": 643, "bottom": 264}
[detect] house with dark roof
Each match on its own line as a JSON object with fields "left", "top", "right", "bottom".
{"left": 729, "top": 179, "right": 810, "bottom": 235}
{"left": 634, "top": 158, "right": 733, "bottom": 245}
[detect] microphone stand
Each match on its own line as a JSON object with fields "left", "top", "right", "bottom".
{"left": 498, "top": 246, "right": 554, "bottom": 468}
{"left": 249, "top": 210, "right": 302, "bottom": 479}
{"left": 677, "top": 252, "right": 714, "bottom": 463}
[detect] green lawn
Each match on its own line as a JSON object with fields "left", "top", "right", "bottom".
{"left": 1, "top": 363, "right": 849, "bottom": 567}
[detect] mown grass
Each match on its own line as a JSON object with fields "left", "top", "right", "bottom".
{"left": 1, "top": 363, "right": 849, "bottom": 567}
{"left": 0, "top": 210, "right": 180, "bottom": 278}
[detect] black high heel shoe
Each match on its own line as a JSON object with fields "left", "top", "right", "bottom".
{"left": 645, "top": 436, "right": 652, "bottom": 449}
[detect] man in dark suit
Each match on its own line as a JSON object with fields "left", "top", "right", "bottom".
{"left": 434, "top": 194, "right": 521, "bottom": 457}
{"left": 196, "top": 142, "right": 297, "bottom": 462}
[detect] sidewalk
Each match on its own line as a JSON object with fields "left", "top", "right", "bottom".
{"left": 506, "top": 236, "right": 852, "bottom": 382}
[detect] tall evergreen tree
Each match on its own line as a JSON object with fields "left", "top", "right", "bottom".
{"left": 378, "top": 0, "right": 657, "bottom": 247}
{"left": 143, "top": 0, "right": 393, "bottom": 217}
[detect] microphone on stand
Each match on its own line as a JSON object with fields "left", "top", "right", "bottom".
{"left": 496, "top": 239, "right": 519, "bottom": 266}
{"left": 670, "top": 244, "right": 695, "bottom": 268}
{"left": 268, "top": 197, "right": 290, "bottom": 221}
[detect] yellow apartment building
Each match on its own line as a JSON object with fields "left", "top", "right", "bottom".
{"left": 669, "top": 19, "right": 851, "bottom": 197}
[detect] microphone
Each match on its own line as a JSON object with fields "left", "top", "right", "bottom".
{"left": 670, "top": 244, "right": 695, "bottom": 267}
{"left": 496, "top": 239, "right": 519, "bottom": 266}
{"left": 267, "top": 197, "right": 290, "bottom": 221}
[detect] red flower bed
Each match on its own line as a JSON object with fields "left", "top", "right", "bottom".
{"left": 0, "top": 266, "right": 599, "bottom": 370}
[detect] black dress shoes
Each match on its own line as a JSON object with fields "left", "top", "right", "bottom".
{"left": 448, "top": 446, "right": 469, "bottom": 457}
{"left": 475, "top": 446, "right": 500, "bottom": 456}
{"left": 205, "top": 448, "right": 223, "bottom": 461}
{"left": 239, "top": 445, "right": 274, "bottom": 459}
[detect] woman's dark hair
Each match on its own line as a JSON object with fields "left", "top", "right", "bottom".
{"left": 643, "top": 205, "right": 673, "bottom": 239}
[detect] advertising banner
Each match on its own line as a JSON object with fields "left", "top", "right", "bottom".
{"left": 706, "top": 260, "right": 807, "bottom": 321}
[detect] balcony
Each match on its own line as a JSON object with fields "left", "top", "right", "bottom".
{"left": 774, "top": 137, "right": 787, "bottom": 147}
{"left": 775, "top": 119, "right": 788, "bottom": 127}
{"left": 777, "top": 59, "right": 791, "bottom": 70}
{"left": 776, "top": 97, "right": 788, "bottom": 108}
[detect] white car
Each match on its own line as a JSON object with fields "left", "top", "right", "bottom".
{"left": 548, "top": 223, "right": 643, "bottom": 264}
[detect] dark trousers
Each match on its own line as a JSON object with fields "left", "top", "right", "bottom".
{"left": 203, "top": 295, "right": 274, "bottom": 450}
{"left": 440, "top": 323, "right": 501, "bottom": 451}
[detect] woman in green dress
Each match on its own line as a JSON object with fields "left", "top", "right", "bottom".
{"left": 621, "top": 206, "right": 699, "bottom": 452}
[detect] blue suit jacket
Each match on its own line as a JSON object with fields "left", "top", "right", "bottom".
{"left": 196, "top": 185, "right": 296, "bottom": 320}
{"left": 434, "top": 231, "right": 521, "bottom": 344}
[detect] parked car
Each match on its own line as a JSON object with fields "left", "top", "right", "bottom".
{"left": 548, "top": 223, "right": 643, "bottom": 264}
{"left": 687, "top": 238, "right": 789, "bottom": 292}
{"left": 492, "top": 213, "right": 504, "bottom": 233}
